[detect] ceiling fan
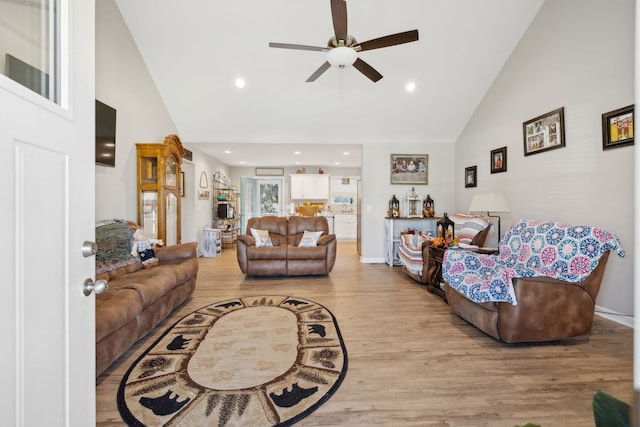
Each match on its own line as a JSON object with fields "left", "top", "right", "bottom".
{"left": 269, "top": 0, "right": 419, "bottom": 83}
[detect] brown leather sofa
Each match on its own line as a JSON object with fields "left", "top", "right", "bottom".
{"left": 445, "top": 251, "right": 610, "bottom": 342}
{"left": 237, "top": 216, "right": 336, "bottom": 276}
{"left": 442, "top": 219, "right": 625, "bottom": 343}
{"left": 94, "top": 220, "right": 198, "bottom": 376}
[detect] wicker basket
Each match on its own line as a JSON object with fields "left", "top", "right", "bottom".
{"left": 298, "top": 205, "right": 318, "bottom": 216}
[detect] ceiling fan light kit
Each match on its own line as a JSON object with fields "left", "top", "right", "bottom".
{"left": 269, "top": 0, "right": 419, "bottom": 82}
{"left": 327, "top": 46, "right": 357, "bottom": 68}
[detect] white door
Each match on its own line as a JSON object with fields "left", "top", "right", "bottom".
{"left": 241, "top": 177, "right": 257, "bottom": 233}
{"left": 0, "top": 1, "right": 96, "bottom": 425}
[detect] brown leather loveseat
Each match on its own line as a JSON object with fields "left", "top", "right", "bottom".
{"left": 237, "top": 216, "right": 337, "bottom": 276}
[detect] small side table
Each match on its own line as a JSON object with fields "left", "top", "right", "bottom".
{"left": 426, "top": 246, "right": 447, "bottom": 301}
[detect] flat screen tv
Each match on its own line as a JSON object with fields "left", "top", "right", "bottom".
{"left": 95, "top": 100, "right": 117, "bottom": 167}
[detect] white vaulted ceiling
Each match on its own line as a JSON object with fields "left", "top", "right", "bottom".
{"left": 114, "top": 0, "right": 545, "bottom": 167}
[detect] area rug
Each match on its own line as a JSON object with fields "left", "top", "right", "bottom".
{"left": 117, "top": 295, "right": 347, "bottom": 426}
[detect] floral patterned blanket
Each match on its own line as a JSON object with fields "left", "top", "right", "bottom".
{"left": 442, "top": 219, "right": 625, "bottom": 305}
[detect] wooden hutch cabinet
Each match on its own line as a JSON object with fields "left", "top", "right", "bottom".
{"left": 136, "top": 134, "right": 184, "bottom": 245}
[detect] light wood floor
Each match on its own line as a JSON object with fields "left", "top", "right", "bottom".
{"left": 96, "top": 242, "right": 633, "bottom": 426}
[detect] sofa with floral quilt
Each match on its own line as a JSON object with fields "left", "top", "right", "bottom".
{"left": 442, "top": 219, "right": 624, "bottom": 342}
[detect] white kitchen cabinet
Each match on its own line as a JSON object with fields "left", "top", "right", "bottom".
{"left": 334, "top": 214, "right": 357, "bottom": 241}
{"left": 330, "top": 176, "right": 359, "bottom": 205}
{"left": 290, "top": 174, "right": 330, "bottom": 199}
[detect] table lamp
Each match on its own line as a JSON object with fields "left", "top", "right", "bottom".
{"left": 468, "top": 193, "right": 510, "bottom": 241}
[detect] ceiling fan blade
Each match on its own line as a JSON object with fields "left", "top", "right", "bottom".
{"left": 269, "top": 42, "right": 328, "bottom": 52}
{"left": 330, "top": 0, "right": 348, "bottom": 43}
{"left": 306, "top": 61, "right": 332, "bottom": 82}
{"left": 353, "top": 58, "right": 383, "bottom": 82}
{"left": 355, "top": 29, "right": 419, "bottom": 52}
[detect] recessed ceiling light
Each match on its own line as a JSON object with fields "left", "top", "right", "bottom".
{"left": 335, "top": 162, "right": 340, "bottom": 165}
{"left": 294, "top": 151, "right": 301, "bottom": 155}
{"left": 239, "top": 161, "right": 245, "bottom": 164}
{"left": 406, "top": 82, "right": 416, "bottom": 92}
{"left": 235, "top": 78, "right": 246, "bottom": 89}
{"left": 295, "top": 161, "right": 301, "bottom": 165}
{"left": 224, "top": 150, "right": 231, "bottom": 154}
{"left": 343, "top": 152, "right": 350, "bottom": 155}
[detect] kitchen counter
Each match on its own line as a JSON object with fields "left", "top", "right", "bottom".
{"left": 334, "top": 214, "right": 357, "bottom": 241}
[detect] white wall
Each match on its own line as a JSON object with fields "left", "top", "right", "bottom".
{"left": 189, "top": 148, "right": 232, "bottom": 252}
{"left": 361, "top": 142, "right": 455, "bottom": 262}
{"left": 95, "top": 0, "right": 224, "bottom": 249}
{"left": 95, "top": 0, "right": 178, "bottom": 222}
{"left": 454, "top": 0, "right": 634, "bottom": 318}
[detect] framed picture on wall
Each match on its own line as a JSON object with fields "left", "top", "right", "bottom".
{"left": 490, "top": 147, "right": 507, "bottom": 173}
{"left": 199, "top": 171, "right": 208, "bottom": 188}
{"left": 465, "top": 166, "right": 477, "bottom": 187}
{"left": 255, "top": 167, "right": 284, "bottom": 176}
{"left": 602, "top": 105, "right": 634, "bottom": 150}
{"left": 390, "top": 154, "right": 428, "bottom": 185}
{"left": 523, "top": 107, "right": 565, "bottom": 156}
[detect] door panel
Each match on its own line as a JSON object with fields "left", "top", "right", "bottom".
{"left": 17, "top": 143, "right": 68, "bottom": 424}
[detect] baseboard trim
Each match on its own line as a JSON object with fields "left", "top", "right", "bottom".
{"left": 595, "top": 305, "right": 633, "bottom": 328}
{"left": 360, "top": 257, "right": 386, "bottom": 264}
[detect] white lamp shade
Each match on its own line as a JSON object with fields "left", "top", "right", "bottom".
{"left": 327, "top": 46, "right": 358, "bottom": 67}
{"left": 468, "top": 193, "right": 510, "bottom": 213}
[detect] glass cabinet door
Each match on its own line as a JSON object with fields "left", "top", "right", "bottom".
{"left": 141, "top": 191, "right": 158, "bottom": 238}
{"left": 165, "top": 192, "right": 178, "bottom": 245}
{"left": 140, "top": 156, "right": 158, "bottom": 185}
{"left": 165, "top": 157, "right": 177, "bottom": 187}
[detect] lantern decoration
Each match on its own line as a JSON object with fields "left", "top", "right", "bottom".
{"left": 388, "top": 195, "right": 400, "bottom": 217}
{"left": 406, "top": 187, "right": 423, "bottom": 218}
{"left": 437, "top": 212, "right": 455, "bottom": 239}
{"left": 423, "top": 194, "right": 434, "bottom": 217}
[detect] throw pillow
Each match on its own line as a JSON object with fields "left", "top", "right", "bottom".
{"left": 298, "top": 230, "right": 324, "bottom": 247}
{"left": 251, "top": 228, "right": 273, "bottom": 247}
{"left": 458, "top": 217, "right": 490, "bottom": 244}
{"left": 401, "top": 233, "right": 416, "bottom": 249}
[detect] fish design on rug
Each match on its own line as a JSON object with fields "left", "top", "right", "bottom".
{"left": 167, "top": 334, "right": 191, "bottom": 350}
{"left": 270, "top": 383, "right": 319, "bottom": 408}
{"left": 307, "top": 324, "right": 326, "bottom": 337}
{"left": 139, "top": 390, "right": 191, "bottom": 416}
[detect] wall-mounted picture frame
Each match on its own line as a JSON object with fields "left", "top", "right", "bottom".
{"left": 465, "top": 166, "right": 477, "bottom": 187}
{"left": 490, "top": 147, "right": 507, "bottom": 173}
{"left": 180, "top": 171, "right": 185, "bottom": 197}
{"left": 390, "top": 154, "right": 428, "bottom": 185}
{"left": 523, "top": 107, "right": 565, "bottom": 156}
{"left": 198, "top": 190, "right": 210, "bottom": 200}
{"left": 602, "top": 105, "right": 634, "bottom": 150}
{"left": 255, "top": 167, "right": 284, "bottom": 176}
{"left": 199, "top": 171, "right": 208, "bottom": 189}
